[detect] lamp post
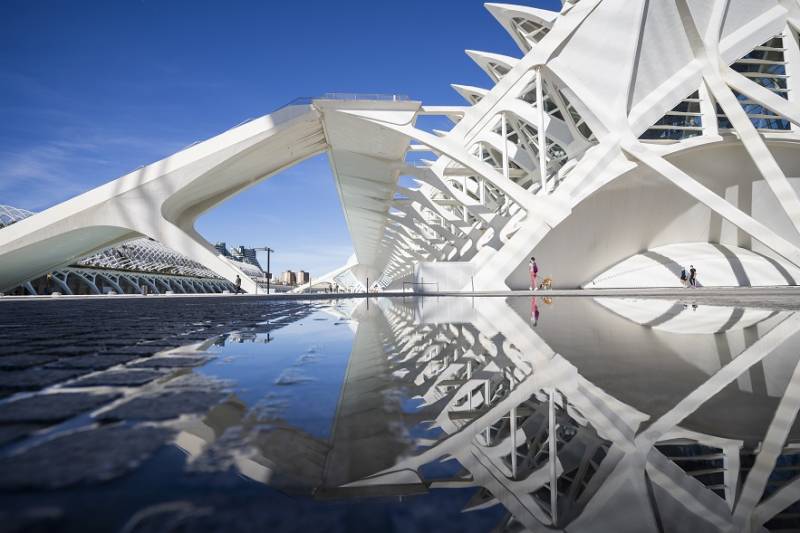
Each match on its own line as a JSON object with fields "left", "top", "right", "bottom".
{"left": 253, "top": 247, "right": 274, "bottom": 294}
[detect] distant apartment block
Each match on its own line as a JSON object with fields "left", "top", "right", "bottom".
{"left": 281, "top": 271, "right": 296, "bottom": 285}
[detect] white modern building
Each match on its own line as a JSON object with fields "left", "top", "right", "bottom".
{"left": 0, "top": 205, "right": 261, "bottom": 295}
{"left": 2, "top": 0, "right": 800, "bottom": 293}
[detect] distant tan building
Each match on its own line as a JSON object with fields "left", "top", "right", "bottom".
{"left": 281, "top": 271, "right": 296, "bottom": 285}
{"left": 296, "top": 271, "right": 310, "bottom": 285}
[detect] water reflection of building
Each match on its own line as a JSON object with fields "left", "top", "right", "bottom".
{"left": 213, "top": 331, "right": 273, "bottom": 346}
{"left": 357, "top": 296, "right": 800, "bottom": 532}
{"left": 170, "top": 296, "right": 800, "bottom": 532}
{"left": 343, "top": 298, "right": 800, "bottom": 531}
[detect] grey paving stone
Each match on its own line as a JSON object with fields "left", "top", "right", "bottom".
{"left": 0, "top": 355, "right": 58, "bottom": 370}
{"left": 0, "top": 392, "right": 121, "bottom": 423}
{"left": 65, "top": 369, "right": 164, "bottom": 387}
{"left": 108, "top": 345, "right": 165, "bottom": 355}
{"left": 0, "top": 423, "right": 43, "bottom": 446}
{"left": 163, "top": 372, "right": 231, "bottom": 391}
{"left": 0, "top": 425, "right": 173, "bottom": 490}
{"left": 138, "top": 341, "right": 181, "bottom": 347}
{"left": 0, "top": 506, "right": 63, "bottom": 533}
{"left": 0, "top": 369, "right": 86, "bottom": 392}
{"left": 0, "top": 346, "right": 34, "bottom": 357}
{"left": 27, "top": 345, "right": 97, "bottom": 356}
{"left": 176, "top": 334, "right": 215, "bottom": 342}
{"left": 85, "top": 339, "right": 134, "bottom": 347}
{"left": 45, "top": 354, "right": 137, "bottom": 370}
{"left": 97, "top": 390, "right": 227, "bottom": 421}
{"left": 128, "top": 356, "right": 209, "bottom": 369}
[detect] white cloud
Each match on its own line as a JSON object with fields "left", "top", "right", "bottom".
{"left": 0, "top": 132, "right": 186, "bottom": 210}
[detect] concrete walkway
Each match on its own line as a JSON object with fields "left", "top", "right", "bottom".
{"left": 2, "top": 286, "right": 800, "bottom": 307}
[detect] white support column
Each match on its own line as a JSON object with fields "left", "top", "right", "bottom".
{"left": 485, "top": 379, "right": 492, "bottom": 442}
{"left": 501, "top": 112, "right": 510, "bottom": 182}
{"left": 467, "top": 360, "right": 473, "bottom": 410}
{"left": 709, "top": 74, "right": 800, "bottom": 235}
{"left": 623, "top": 141, "right": 800, "bottom": 269}
{"left": 549, "top": 387, "right": 558, "bottom": 526}
{"left": 698, "top": 80, "right": 718, "bottom": 137}
{"left": 536, "top": 68, "right": 548, "bottom": 193}
{"left": 784, "top": 25, "right": 800, "bottom": 133}
{"left": 733, "top": 358, "right": 800, "bottom": 530}
{"left": 722, "top": 443, "right": 741, "bottom": 511}
{"left": 510, "top": 406, "right": 518, "bottom": 479}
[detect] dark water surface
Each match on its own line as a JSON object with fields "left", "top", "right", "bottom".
{"left": 1, "top": 295, "right": 799, "bottom": 532}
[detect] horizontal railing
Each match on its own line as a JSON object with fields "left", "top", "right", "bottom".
{"left": 273, "top": 93, "right": 411, "bottom": 113}
{"left": 166, "top": 93, "right": 413, "bottom": 164}
{"left": 317, "top": 92, "right": 410, "bottom": 101}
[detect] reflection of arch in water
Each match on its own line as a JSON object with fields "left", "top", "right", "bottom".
{"left": 140, "top": 295, "right": 800, "bottom": 531}
{"left": 593, "top": 297, "right": 777, "bottom": 334}
{"left": 339, "top": 297, "right": 800, "bottom": 532}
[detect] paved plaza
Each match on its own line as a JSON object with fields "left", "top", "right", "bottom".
{"left": 0, "top": 297, "right": 316, "bottom": 530}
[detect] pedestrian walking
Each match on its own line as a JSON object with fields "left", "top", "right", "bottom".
{"left": 234, "top": 275, "right": 242, "bottom": 294}
{"left": 689, "top": 265, "right": 697, "bottom": 288}
{"left": 680, "top": 266, "right": 688, "bottom": 288}
{"left": 529, "top": 257, "right": 539, "bottom": 291}
{"left": 45, "top": 272, "right": 53, "bottom": 295}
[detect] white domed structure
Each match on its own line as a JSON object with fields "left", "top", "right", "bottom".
{"left": 0, "top": 205, "right": 261, "bottom": 295}
{"left": 0, "top": 205, "right": 34, "bottom": 228}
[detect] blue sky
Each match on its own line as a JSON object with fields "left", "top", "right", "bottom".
{"left": 0, "top": 0, "right": 560, "bottom": 276}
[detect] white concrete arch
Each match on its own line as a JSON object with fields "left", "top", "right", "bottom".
{"left": 0, "top": 98, "right": 418, "bottom": 293}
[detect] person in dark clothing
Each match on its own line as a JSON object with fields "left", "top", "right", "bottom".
{"left": 680, "top": 266, "right": 688, "bottom": 288}
{"left": 689, "top": 265, "right": 697, "bottom": 288}
{"left": 234, "top": 275, "right": 242, "bottom": 294}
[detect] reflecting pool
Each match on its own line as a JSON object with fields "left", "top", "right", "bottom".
{"left": 1, "top": 295, "right": 800, "bottom": 532}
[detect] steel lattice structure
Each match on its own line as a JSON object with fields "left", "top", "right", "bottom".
{"left": 0, "top": 205, "right": 34, "bottom": 229}
{"left": 77, "top": 238, "right": 263, "bottom": 280}
{"left": 0, "top": 206, "right": 261, "bottom": 295}
{"left": 366, "top": 0, "right": 800, "bottom": 292}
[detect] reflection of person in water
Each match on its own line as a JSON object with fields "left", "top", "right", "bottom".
{"left": 530, "top": 296, "right": 540, "bottom": 326}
